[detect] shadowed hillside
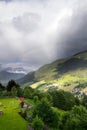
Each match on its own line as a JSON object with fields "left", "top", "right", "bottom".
{"left": 17, "top": 50, "right": 87, "bottom": 83}
{"left": 0, "top": 71, "right": 25, "bottom": 85}
{"left": 16, "top": 50, "right": 87, "bottom": 94}
{"left": 16, "top": 71, "right": 36, "bottom": 85}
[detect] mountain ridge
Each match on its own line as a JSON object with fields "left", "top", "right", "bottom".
{"left": 0, "top": 70, "right": 25, "bottom": 85}
{"left": 16, "top": 51, "right": 87, "bottom": 84}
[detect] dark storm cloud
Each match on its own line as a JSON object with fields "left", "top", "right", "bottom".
{"left": 55, "top": 2, "right": 87, "bottom": 58}
{"left": 0, "top": 0, "right": 87, "bottom": 72}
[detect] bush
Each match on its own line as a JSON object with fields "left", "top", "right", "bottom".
{"left": 33, "top": 98, "right": 53, "bottom": 126}
{"left": 64, "top": 117, "right": 81, "bottom": 130}
{"left": 33, "top": 96, "right": 39, "bottom": 103}
{"left": 63, "top": 106, "right": 87, "bottom": 130}
{"left": 51, "top": 108, "right": 61, "bottom": 129}
{"left": 82, "top": 94, "right": 87, "bottom": 108}
{"left": 11, "top": 86, "right": 17, "bottom": 97}
{"left": 23, "top": 87, "right": 34, "bottom": 99}
{"left": 32, "top": 98, "right": 61, "bottom": 128}
{"left": 17, "top": 88, "right": 23, "bottom": 97}
{"left": 50, "top": 90, "right": 76, "bottom": 110}
{"left": 32, "top": 116, "right": 44, "bottom": 130}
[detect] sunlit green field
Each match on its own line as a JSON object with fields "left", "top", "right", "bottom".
{"left": 0, "top": 98, "right": 27, "bottom": 130}
{"left": 29, "top": 71, "right": 87, "bottom": 92}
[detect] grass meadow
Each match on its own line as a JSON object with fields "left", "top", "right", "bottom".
{"left": 0, "top": 98, "right": 28, "bottom": 130}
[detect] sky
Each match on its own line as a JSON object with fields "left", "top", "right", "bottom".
{"left": 0, "top": 0, "right": 87, "bottom": 73}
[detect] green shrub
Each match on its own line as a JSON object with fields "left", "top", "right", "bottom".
{"left": 33, "top": 98, "right": 61, "bottom": 128}
{"left": 63, "top": 106, "right": 87, "bottom": 130}
{"left": 50, "top": 90, "right": 76, "bottom": 110}
{"left": 33, "top": 96, "right": 39, "bottom": 103}
{"left": 32, "top": 116, "right": 44, "bottom": 130}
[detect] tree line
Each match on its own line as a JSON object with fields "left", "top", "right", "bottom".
{"left": 0, "top": 80, "right": 87, "bottom": 129}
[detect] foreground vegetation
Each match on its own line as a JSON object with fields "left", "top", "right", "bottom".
{"left": 0, "top": 98, "right": 27, "bottom": 130}
{"left": 0, "top": 80, "right": 87, "bottom": 130}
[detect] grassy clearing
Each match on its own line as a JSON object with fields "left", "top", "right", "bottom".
{"left": 0, "top": 98, "right": 28, "bottom": 130}
{"left": 31, "top": 80, "right": 46, "bottom": 89}
{"left": 29, "top": 72, "right": 87, "bottom": 92}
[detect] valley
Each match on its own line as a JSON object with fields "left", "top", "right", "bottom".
{"left": 0, "top": 50, "right": 87, "bottom": 130}
{"left": 17, "top": 50, "right": 87, "bottom": 96}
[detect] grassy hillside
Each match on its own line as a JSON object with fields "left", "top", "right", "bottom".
{"left": 0, "top": 98, "right": 27, "bottom": 130}
{"left": 35, "top": 51, "right": 87, "bottom": 81}
{"left": 20, "top": 50, "right": 87, "bottom": 93}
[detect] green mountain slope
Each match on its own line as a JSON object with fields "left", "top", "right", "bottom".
{"left": 18, "top": 50, "right": 87, "bottom": 93}
{"left": 35, "top": 50, "right": 87, "bottom": 80}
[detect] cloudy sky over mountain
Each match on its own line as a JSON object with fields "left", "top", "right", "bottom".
{"left": 0, "top": 0, "right": 87, "bottom": 73}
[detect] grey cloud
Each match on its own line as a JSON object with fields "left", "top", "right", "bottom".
{"left": 53, "top": 2, "right": 87, "bottom": 58}
{"left": 0, "top": 0, "right": 48, "bottom": 3}
{"left": 0, "top": 0, "right": 11, "bottom": 1}
{"left": 0, "top": 0, "right": 87, "bottom": 73}
{"left": 13, "top": 13, "right": 41, "bottom": 33}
